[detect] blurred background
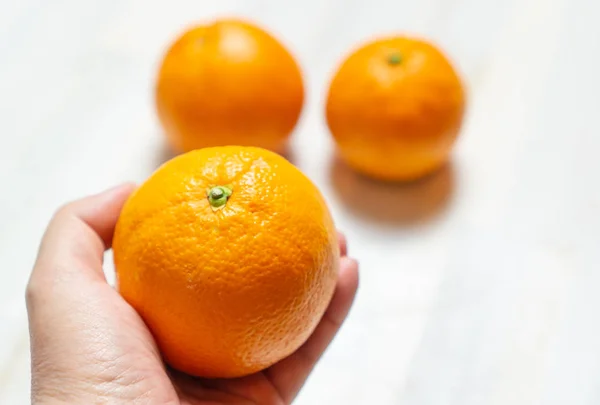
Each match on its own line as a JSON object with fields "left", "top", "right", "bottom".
{"left": 2, "top": 0, "right": 600, "bottom": 403}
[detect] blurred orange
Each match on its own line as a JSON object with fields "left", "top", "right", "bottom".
{"left": 326, "top": 36, "right": 466, "bottom": 181}
{"left": 156, "top": 19, "right": 304, "bottom": 153}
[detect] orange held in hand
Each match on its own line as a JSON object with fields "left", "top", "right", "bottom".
{"left": 156, "top": 19, "right": 304, "bottom": 153}
{"left": 326, "top": 36, "right": 466, "bottom": 181}
{"left": 112, "top": 146, "right": 339, "bottom": 378}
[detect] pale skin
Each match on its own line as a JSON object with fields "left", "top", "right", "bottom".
{"left": 26, "top": 183, "right": 359, "bottom": 405}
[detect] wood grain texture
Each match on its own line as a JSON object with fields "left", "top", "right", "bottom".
{"left": 1, "top": 0, "right": 599, "bottom": 403}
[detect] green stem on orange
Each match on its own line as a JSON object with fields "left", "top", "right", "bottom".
{"left": 388, "top": 52, "right": 403, "bottom": 65}
{"left": 207, "top": 185, "right": 233, "bottom": 210}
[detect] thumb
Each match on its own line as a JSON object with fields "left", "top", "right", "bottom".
{"left": 28, "top": 183, "right": 135, "bottom": 294}
{"left": 25, "top": 183, "right": 145, "bottom": 403}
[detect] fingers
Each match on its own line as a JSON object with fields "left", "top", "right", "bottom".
{"left": 265, "top": 255, "right": 359, "bottom": 403}
{"left": 27, "top": 183, "right": 135, "bottom": 300}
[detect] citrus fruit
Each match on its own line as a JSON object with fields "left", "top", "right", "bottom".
{"left": 112, "top": 146, "right": 339, "bottom": 378}
{"left": 155, "top": 19, "right": 304, "bottom": 153}
{"left": 325, "top": 36, "right": 466, "bottom": 181}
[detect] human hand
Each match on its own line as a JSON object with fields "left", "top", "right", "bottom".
{"left": 26, "top": 184, "right": 359, "bottom": 404}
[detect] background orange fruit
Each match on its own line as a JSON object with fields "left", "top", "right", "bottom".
{"left": 112, "top": 146, "right": 339, "bottom": 378}
{"left": 155, "top": 19, "right": 304, "bottom": 154}
{"left": 326, "top": 36, "right": 466, "bottom": 181}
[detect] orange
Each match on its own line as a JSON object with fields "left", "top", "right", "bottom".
{"left": 325, "top": 36, "right": 466, "bottom": 181}
{"left": 112, "top": 146, "right": 339, "bottom": 378}
{"left": 155, "top": 19, "right": 304, "bottom": 153}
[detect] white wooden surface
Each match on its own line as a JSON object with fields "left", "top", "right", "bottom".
{"left": 1, "top": 0, "right": 600, "bottom": 403}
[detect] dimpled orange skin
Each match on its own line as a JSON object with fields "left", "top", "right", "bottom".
{"left": 156, "top": 19, "right": 304, "bottom": 153}
{"left": 326, "top": 37, "right": 466, "bottom": 181}
{"left": 112, "top": 147, "right": 339, "bottom": 378}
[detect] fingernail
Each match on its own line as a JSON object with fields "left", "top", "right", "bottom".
{"left": 92, "top": 183, "right": 136, "bottom": 201}
{"left": 100, "top": 182, "right": 136, "bottom": 195}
